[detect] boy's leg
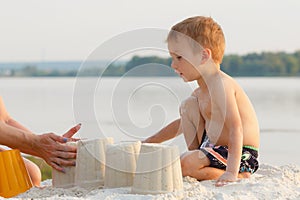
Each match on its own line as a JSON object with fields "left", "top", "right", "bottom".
{"left": 180, "top": 150, "right": 251, "bottom": 181}
{"left": 191, "top": 167, "right": 225, "bottom": 180}
{"left": 180, "top": 150, "right": 210, "bottom": 179}
{"left": 180, "top": 96, "right": 202, "bottom": 150}
{"left": 183, "top": 167, "right": 250, "bottom": 180}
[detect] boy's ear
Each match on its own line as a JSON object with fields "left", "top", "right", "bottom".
{"left": 201, "top": 48, "right": 212, "bottom": 64}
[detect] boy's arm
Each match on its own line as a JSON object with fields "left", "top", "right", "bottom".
{"left": 216, "top": 88, "right": 243, "bottom": 186}
{"left": 143, "top": 118, "right": 182, "bottom": 143}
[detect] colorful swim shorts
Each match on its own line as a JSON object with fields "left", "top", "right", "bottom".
{"left": 200, "top": 145, "right": 259, "bottom": 174}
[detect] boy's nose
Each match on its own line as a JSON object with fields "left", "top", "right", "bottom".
{"left": 171, "top": 61, "right": 177, "bottom": 70}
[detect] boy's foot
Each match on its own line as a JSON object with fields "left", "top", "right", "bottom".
{"left": 238, "top": 172, "right": 251, "bottom": 179}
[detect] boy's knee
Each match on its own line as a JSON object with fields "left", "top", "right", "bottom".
{"left": 180, "top": 96, "right": 200, "bottom": 119}
{"left": 181, "top": 155, "right": 193, "bottom": 177}
{"left": 180, "top": 150, "right": 210, "bottom": 177}
{"left": 180, "top": 152, "right": 198, "bottom": 177}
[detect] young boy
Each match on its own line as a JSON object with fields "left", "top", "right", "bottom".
{"left": 144, "top": 16, "right": 260, "bottom": 186}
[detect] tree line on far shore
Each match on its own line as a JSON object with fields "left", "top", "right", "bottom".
{"left": 221, "top": 50, "right": 300, "bottom": 76}
{"left": 1, "top": 50, "right": 300, "bottom": 77}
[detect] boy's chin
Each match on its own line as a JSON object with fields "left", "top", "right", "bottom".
{"left": 181, "top": 76, "right": 190, "bottom": 82}
{"left": 178, "top": 74, "right": 193, "bottom": 82}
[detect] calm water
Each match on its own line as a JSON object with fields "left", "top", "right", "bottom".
{"left": 0, "top": 77, "right": 300, "bottom": 165}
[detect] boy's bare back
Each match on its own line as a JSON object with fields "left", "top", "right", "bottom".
{"left": 192, "top": 71, "right": 260, "bottom": 148}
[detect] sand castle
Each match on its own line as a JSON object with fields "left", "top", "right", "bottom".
{"left": 52, "top": 138, "right": 183, "bottom": 194}
{"left": 52, "top": 142, "right": 77, "bottom": 188}
{"left": 52, "top": 138, "right": 113, "bottom": 189}
{"left": 104, "top": 141, "right": 141, "bottom": 188}
{"left": 132, "top": 143, "right": 183, "bottom": 194}
{"left": 75, "top": 138, "right": 114, "bottom": 188}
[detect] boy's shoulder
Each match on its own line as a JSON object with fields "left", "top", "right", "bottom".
{"left": 192, "top": 87, "right": 201, "bottom": 97}
{"left": 220, "top": 72, "right": 242, "bottom": 91}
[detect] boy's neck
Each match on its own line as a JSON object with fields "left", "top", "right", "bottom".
{"left": 196, "top": 62, "right": 221, "bottom": 90}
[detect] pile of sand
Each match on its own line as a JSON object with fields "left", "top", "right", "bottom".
{"left": 8, "top": 164, "right": 300, "bottom": 200}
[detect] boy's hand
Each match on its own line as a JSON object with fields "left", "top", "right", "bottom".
{"left": 215, "top": 171, "right": 237, "bottom": 187}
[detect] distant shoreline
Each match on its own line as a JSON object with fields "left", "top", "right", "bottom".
{"left": 1, "top": 50, "right": 300, "bottom": 77}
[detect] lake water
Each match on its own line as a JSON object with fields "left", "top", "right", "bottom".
{"left": 1, "top": 77, "right": 300, "bottom": 166}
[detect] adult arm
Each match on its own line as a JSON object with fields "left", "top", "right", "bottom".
{"left": 0, "top": 96, "right": 81, "bottom": 172}
{"left": 0, "top": 121, "right": 81, "bottom": 172}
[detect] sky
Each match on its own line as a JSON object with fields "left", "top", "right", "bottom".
{"left": 0, "top": 0, "right": 299, "bottom": 62}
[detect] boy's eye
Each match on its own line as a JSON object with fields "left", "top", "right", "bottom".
{"left": 176, "top": 56, "right": 182, "bottom": 60}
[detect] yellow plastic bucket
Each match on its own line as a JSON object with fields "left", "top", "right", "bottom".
{"left": 0, "top": 149, "right": 33, "bottom": 198}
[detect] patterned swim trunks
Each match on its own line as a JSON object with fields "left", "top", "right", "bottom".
{"left": 200, "top": 145, "right": 259, "bottom": 173}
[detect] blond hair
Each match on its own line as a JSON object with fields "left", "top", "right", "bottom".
{"left": 167, "top": 16, "right": 225, "bottom": 64}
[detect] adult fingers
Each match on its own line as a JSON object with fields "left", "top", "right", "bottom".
{"left": 55, "top": 143, "right": 77, "bottom": 152}
{"left": 67, "top": 137, "right": 80, "bottom": 142}
{"left": 55, "top": 151, "right": 77, "bottom": 159}
{"left": 50, "top": 161, "right": 65, "bottom": 172}
{"left": 48, "top": 132, "right": 68, "bottom": 143}
{"left": 52, "top": 157, "right": 76, "bottom": 168}
{"left": 63, "top": 123, "right": 81, "bottom": 138}
{"left": 49, "top": 157, "right": 76, "bottom": 172}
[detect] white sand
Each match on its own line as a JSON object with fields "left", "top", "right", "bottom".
{"left": 6, "top": 164, "right": 300, "bottom": 200}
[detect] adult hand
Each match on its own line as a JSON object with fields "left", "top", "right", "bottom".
{"left": 63, "top": 123, "right": 81, "bottom": 141}
{"left": 32, "top": 124, "right": 81, "bottom": 172}
{"left": 215, "top": 171, "right": 237, "bottom": 187}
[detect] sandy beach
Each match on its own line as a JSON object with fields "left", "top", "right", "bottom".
{"left": 4, "top": 163, "right": 298, "bottom": 200}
